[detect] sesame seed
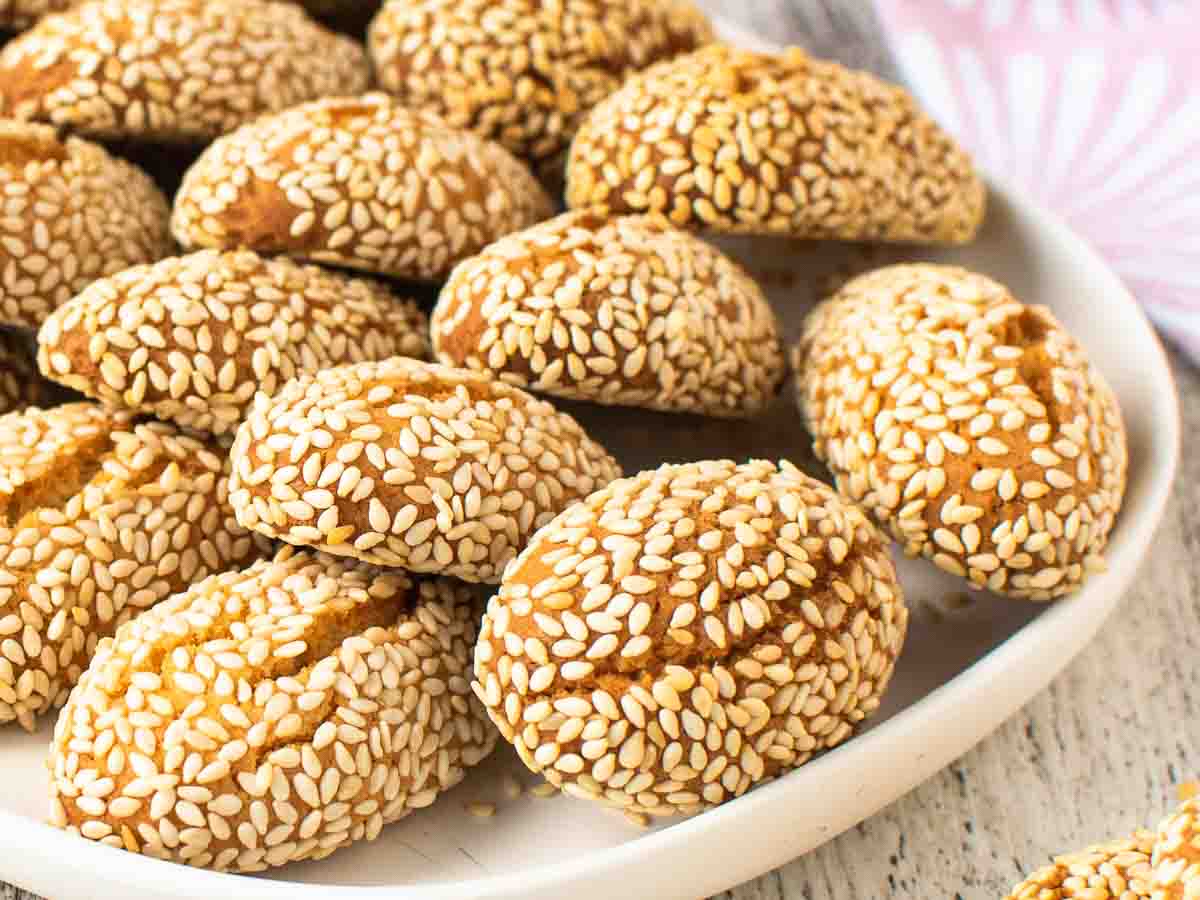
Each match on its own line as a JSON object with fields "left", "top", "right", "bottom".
{"left": 1004, "top": 829, "right": 1154, "bottom": 899}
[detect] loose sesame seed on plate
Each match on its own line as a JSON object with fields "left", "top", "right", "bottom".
{"left": 37, "top": 249, "right": 431, "bottom": 437}
{"left": 565, "top": 44, "right": 985, "bottom": 244}
{"left": 0, "top": 0, "right": 370, "bottom": 143}
{"left": 171, "top": 93, "right": 555, "bottom": 283}
{"left": 48, "top": 545, "right": 495, "bottom": 871}
{"left": 229, "top": 356, "right": 622, "bottom": 583}
{"left": 433, "top": 210, "right": 785, "bottom": 418}
{"left": 793, "top": 263, "right": 1128, "bottom": 601}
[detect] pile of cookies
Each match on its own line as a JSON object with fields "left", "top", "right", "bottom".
{"left": 0, "top": 0, "right": 1131, "bottom": 881}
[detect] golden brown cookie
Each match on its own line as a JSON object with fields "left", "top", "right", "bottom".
{"left": 0, "top": 402, "right": 270, "bottom": 730}
{"left": 0, "top": 0, "right": 71, "bottom": 29}
{"left": 49, "top": 546, "right": 495, "bottom": 871}
{"left": 1005, "top": 831, "right": 1155, "bottom": 899}
{"left": 432, "top": 210, "right": 785, "bottom": 418}
{"left": 566, "top": 44, "right": 985, "bottom": 244}
{"left": 0, "top": 0, "right": 369, "bottom": 142}
{"left": 793, "top": 264, "right": 1127, "bottom": 600}
{"left": 171, "top": 94, "right": 554, "bottom": 283}
{"left": 230, "top": 357, "right": 622, "bottom": 583}
{"left": 1152, "top": 797, "right": 1200, "bottom": 899}
{"left": 0, "top": 121, "right": 170, "bottom": 329}
{"left": 367, "top": 0, "right": 712, "bottom": 172}
{"left": 474, "top": 458, "right": 907, "bottom": 817}
{"left": 38, "top": 250, "right": 430, "bottom": 436}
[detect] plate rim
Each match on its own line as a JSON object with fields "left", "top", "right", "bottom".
{"left": 0, "top": 27, "right": 1181, "bottom": 900}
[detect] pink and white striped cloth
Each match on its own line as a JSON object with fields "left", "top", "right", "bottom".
{"left": 874, "top": 0, "right": 1200, "bottom": 360}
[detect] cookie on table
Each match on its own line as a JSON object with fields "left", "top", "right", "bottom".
{"left": 0, "top": 0, "right": 369, "bottom": 142}
{"left": 38, "top": 250, "right": 430, "bottom": 437}
{"left": 367, "top": 0, "right": 712, "bottom": 173}
{"left": 474, "top": 459, "right": 907, "bottom": 817}
{"left": 1005, "top": 830, "right": 1155, "bottom": 899}
{"left": 0, "top": 402, "right": 269, "bottom": 731}
{"left": 171, "top": 94, "right": 554, "bottom": 283}
{"left": 1152, "top": 797, "right": 1200, "bottom": 899}
{"left": 793, "top": 263, "right": 1127, "bottom": 600}
{"left": 0, "top": 328, "right": 74, "bottom": 413}
{"left": 433, "top": 210, "right": 784, "bottom": 418}
{"left": 230, "top": 357, "right": 622, "bottom": 583}
{"left": 50, "top": 546, "right": 495, "bottom": 872}
{"left": 0, "top": 121, "right": 170, "bottom": 329}
{"left": 565, "top": 44, "right": 985, "bottom": 245}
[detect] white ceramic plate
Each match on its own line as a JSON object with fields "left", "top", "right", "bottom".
{"left": 0, "top": 30, "right": 1180, "bottom": 900}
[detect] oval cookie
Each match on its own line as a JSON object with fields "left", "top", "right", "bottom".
{"left": 230, "top": 357, "right": 622, "bottom": 582}
{"left": 171, "top": 94, "right": 554, "bottom": 282}
{"left": 432, "top": 211, "right": 785, "bottom": 418}
{"left": 0, "top": 121, "right": 170, "bottom": 329}
{"left": 793, "top": 263, "right": 1128, "bottom": 600}
{"left": 368, "top": 0, "right": 712, "bottom": 170}
{"left": 1005, "top": 831, "right": 1155, "bottom": 899}
{"left": 474, "top": 458, "right": 907, "bottom": 817}
{"left": 0, "top": 402, "right": 269, "bottom": 730}
{"left": 0, "top": 0, "right": 369, "bottom": 142}
{"left": 38, "top": 250, "right": 430, "bottom": 436}
{"left": 49, "top": 546, "right": 495, "bottom": 871}
{"left": 566, "top": 44, "right": 985, "bottom": 244}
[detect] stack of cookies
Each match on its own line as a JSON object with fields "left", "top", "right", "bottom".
{"left": 0, "top": 0, "right": 1129, "bottom": 880}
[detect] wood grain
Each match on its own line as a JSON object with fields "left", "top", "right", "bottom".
{"left": 2, "top": 3, "right": 1194, "bottom": 899}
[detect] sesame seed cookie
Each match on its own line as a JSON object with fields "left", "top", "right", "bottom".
{"left": 37, "top": 250, "right": 431, "bottom": 437}
{"left": 793, "top": 263, "right": 1128, "bottom": 600}
{"left": 171, "top": 93, "right": 554, "bottom": 283}
{"left": 0, "top": 0, "right": 71, "bottom": 30}
{"left": 367, "top": 0, "right": 713, "bottom": 171}
{"left": 0, "top": 121, "right": 170, "bottom": 329}
{"left": 565, "top": 44, "right": 985, "bottom": 244}
{"left": 229, "top": 357, "right": 622, "bottom": 583}
{"left": 0, "top": 327, "right": 74, "bottom": 414}
{"left": 432, "top": 210, "right": 784, "bottom": 418}
{"left": 1152, "top": 797, "right": 1200, "bottom": 899}
{"left": 474, "top": 458, "right": 907, "bottom": 817}
{"left": 1005, "top": 830, "right": 1155, "bottom": 899}
{"left": 0, "top": 402, "right": 269, "bottom": 731}
{"left": 0, "top": 0, "right": 369, "bottom": 143}
{"left": 49, "top": 545, "right": 495, "bottom": 872}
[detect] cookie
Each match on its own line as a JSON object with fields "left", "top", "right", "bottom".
{"left": 0, "top": 402, "right": 268, "bottom": 730}
{"left": 170, "top": 94, "right": 554, "bottom": 283}
{"left": 367, "top": 0, "right": 712, "bottom": 172}
{"left": 433, "top": 210, "right": 784, "bottom": 418}
{"left": 49, "top": 546, "right": 495, "bottom": 871}
{"left": 565, "top": 44, "right": 985, "bottom": 244}
{"left": 0, "top": 121, "right": 170, "bottom": 329}
{"left": 793, "top": 263, "right": 1128, "bottom": 600}
{"left": 1005, "top": 831, "right": 1155, "bottom": 899}
{"left": 0, "top": 0, "right": 71, "bottom": 29}
{"left": 474, "top": 458, "right": 907, "bottom": 817}
{"left": 230, "top": 357, "right": 622, "bottom": 583}
{"left": 38, "top": 250, "right": 430, "bottom": 436}
{"left": 0, "top": 0, "right": 369, "bottom": 142}
{"left": 1152, "top": 797, "right": 1200, "bottom": 900}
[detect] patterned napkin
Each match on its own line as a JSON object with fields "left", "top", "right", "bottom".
{"left": 873, "top": 0, "right": 1200, "bottom": 360}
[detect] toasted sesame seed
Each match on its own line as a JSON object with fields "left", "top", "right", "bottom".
{"left": 0, "top": 122, "right": 169, "bottom": 329}
{"left": 0, "top": 0, "right": 369, "bottom": 142}
{"left": 172, "top": 93, "right": 553, "bottom": 283}
{"left": 367, "top": 0, "right": 712, "bottom": 173}
{"left": 473, "top": 459, "right": 907, "bottom": 818}
{"left": 794, "top": 264, "right": 1127, "bottom": 601}
{"left": 465, "top": 801, "right": 496, "bottom": 819}
{"left": 1152, "top": 796, "right": 1200, "bottom": 899}
{"left": 38, "top": 249, "right": 430, "bottom": 436}
{"left": 230, "top": 357, "right": 621, "bottom": 582}
{"left": 565, "top": 45, "right": 985, "bottom": 244}
{"left": 49, "top": 546, "right": 495, "bottom": 872}
{"left": 433, "top": 210, "right": 784, "bottom": 418}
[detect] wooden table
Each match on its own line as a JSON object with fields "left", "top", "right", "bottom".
{"left": 4, "top": 3, "right": 1195, "bottom": 899}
